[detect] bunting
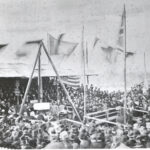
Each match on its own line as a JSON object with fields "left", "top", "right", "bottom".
{"left": 93, "top": 37, "right": 99, "bottom": 48}
{"left": 61, "top": 76, "right": 80, "bottom": 88}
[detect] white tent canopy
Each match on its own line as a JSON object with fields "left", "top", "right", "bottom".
{"left": 0, "top": 34, "right": 149, "bottom": 91}
{"left": 0, "top": 37, "right": 94, "bottom": 78}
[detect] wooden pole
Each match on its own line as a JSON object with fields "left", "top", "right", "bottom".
{"left": 85, "top": 42, "right": 89, "bottom": 85}
{"left": 19, "top": 43, "right": 42, "bottom": 115}
{"left": 38, "top": 45, "right": 43, "bottom": 102}
{"left": 123, "top": 4, "right": 127, "bottom": 124}
{"left": 82, "top": 26, "right": 87, "bottom": 118}
{"left": 86, "top": 75, "right": 89, "bottom": 85}
{"left": 41, "top": 42, "right": 82, "bottom": 122}
{"left": 56, "top": 77, "right": 59, "bottom": 102}
{"left": 84, "top": 115, "right": 119, "bottom": 126}
{"left": 144, "top": 52, "right": 148, "bottom": 91}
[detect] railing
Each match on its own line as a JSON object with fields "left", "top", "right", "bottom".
{"left": 87, "top": 108, "right": 118, "bottom": 121}
{"left": 84, "top": 115, "right": 120, "bottom": 126}
{"left": 60, "top": 118, "right": 83, "bottom": 126}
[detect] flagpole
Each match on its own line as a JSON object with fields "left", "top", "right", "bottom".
{"left": 86, "top": 41, "right": 89, "bottom": 85}
{"left": 144, "top": 52, "right": 148, "bottom": 91}
{"left": 82, "top": 26, "right": 87, "bottom": 118}
{"left": 123, "top": 4, "right": 127, "bottom": 124}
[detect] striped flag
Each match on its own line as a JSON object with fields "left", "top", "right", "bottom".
{"left": 117, "top": 7, "right": 135, "bottom": 57}
{"left": 101, "top": 7, "right": 135, "bottom": 63}
{"left": 48, "top": 33, "right": 78, "bottom": 56}
{"left": 61, "top": 76, "right": 80, "bottom": 88}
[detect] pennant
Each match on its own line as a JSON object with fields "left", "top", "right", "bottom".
{"left": 0, "top": 44, "right": 8, "bottom": 52}
{"left": 117, "top": 7, "right": 125, "bottom": 49}
{"left": 101, "top": 46, "right": 117, "bottom": 63}
{"left": 25, "top": 39, "right": 42, "bottom": 44}
{"left": 93, "top": 37, "right": 99, "bottom": 48}
{"left": 15, "top": 41, "right": 40, "bottom": 58}
{"left": 48, "top": 34, "right": 78, "bottom": 55}
{"left": 0, "top": 44, "right": 8, "bottom": 49}
{"left": 117, "top": 48, "right": 135, "bottom": 58}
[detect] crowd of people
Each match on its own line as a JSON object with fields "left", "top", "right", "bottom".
{"left": 0, "top": 77, "right": 150, "bottom": 115}
{"left": 0, "top": 107, "right": 150, "bottom": 149}
{"left": 0, "top": 77, "right": 150, "bottom": 149}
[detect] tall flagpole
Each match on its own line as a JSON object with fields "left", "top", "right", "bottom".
{"left": 123, "top": 4, "right": 127, "bottom": 124}
{"left": 82, "top": 26, "right": 86, "bottom": 118}
{"left": 86, "top": 41, "right": 89, "bottom": 85}
{"left": 144, "top": 52, "right": 148, "bottom": 91}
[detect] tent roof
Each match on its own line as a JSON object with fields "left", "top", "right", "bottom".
{"left": 0, "top": 38, "right": 95, "bottom": 77}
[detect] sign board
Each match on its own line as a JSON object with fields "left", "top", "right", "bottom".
{"left": 15, "top": 80, "right": 20, "bottom": 88}
{"left": 146, "top": 122, "right": 150, "bottom": 129}
{"left": 33, "top": 102, "right": 50, "bottom": 110}
{"left": 14, "top": 88, "right": 20, "bottom": 96}
{"left": 30, "top": 100, "right": 38, "bottom": 104}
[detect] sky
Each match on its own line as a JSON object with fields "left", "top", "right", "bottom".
{"left": 0, "top": 0, "right": 150, "bottom": 90}
{"left": 0, "top": 0, "right": 150, "bottom": 44}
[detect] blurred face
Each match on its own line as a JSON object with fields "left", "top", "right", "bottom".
{"left": 23, "top": 112, "right": 28, "bottom": 117}
{"left": 137, "top": 119, "right": 142, "bottom": 124}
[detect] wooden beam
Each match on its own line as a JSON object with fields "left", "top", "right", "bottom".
{"left": 42, "top": 42, "right": 82, "bottom": 122}
{"left": 84, "top": 115, "right": 119, "bottom": 126}
{"left": 19, "top": 43, "right": 42, "bottom": 115}
{"left": 87, "top": 108, "right": 117, "bottom": 116}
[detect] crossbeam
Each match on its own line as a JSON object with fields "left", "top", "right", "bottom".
{"left": 84, "top": 115, "right": 119, "bottom": 126}
{"left": 87, "top": 108, "right": 116, "bottom": 116}
{"left": 120, "top": 107, "right": 148, "bottom": 114}
{"left": 60, "top": 118, "right": 83, "bottom": 126}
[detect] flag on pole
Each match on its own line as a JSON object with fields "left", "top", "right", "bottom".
{"left": 61, "top": 76, "right": 80, "bottom": 88}
{"left": 117, "top": 47, "right": 135, "bottom": 57}
{"left": 117, "top": 7, "right": 135, "bottom": 57}
{"left": 101, "top": 8, "right": 126, "bottom": 63}
{"left": 101, "top": 7, "right": 135, "bottom": 63}
{"left": 117, "top": 7, "right": 125, "bottom": 49}
{"left": 48, "top": 33, "right": 78, "bottom": 56}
